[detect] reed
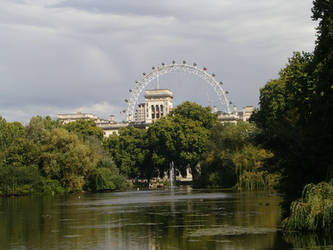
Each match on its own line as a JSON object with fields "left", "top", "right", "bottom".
{"left": 235, "top": 171, "right": 280, "bottom": 191}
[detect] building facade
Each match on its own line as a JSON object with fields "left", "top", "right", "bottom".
{"left": 134, "top": 89, "right": 173, "bottom": 124}
{"left": 217, "top": 105, "right": 255, "bottom": 123}
{"left": 57, "top": 112, "right": 98, "bottom": 124}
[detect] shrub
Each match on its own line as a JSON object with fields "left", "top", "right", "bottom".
{"left": 33, "top": 177, "right": 66, "bottom": 195}
{"left": 282, "top": 181, "right": 333, "bottom": 232}
{"left": 86, "top": 167, "right": 128, "bottom": 192}
{"left": 0, "top": 166, "right": 40, "bottom": 196}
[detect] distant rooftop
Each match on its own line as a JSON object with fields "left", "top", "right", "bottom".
{"left": 144, "top": 89, "right": 173, "bottom": 99}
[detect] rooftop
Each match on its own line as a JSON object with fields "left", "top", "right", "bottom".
{"left": 145, "top": 89, "right": 173, "bottom": 99}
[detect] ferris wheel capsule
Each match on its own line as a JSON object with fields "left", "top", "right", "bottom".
{"left": 219, "top": 81, "right": 223, "bottom": 85}
{"left": 212, "top": 73, "right": 216, "bottom": 77}
{"left": 143, "top": 72, "right": 146, "bottom": 76}
{"left": 152, "top": 67, "right": 155, "bottom": 70}
{"left": 161, "top": 62, "right": 165, "bottom": 66}
{"left": 203, "top": 67, "right": 207, "bottom": 71}
{"left": 193, "top": 63, "right": 197, "bottom": 66}
{"left": 183, "top": 60, "right": 186, "bottom": 64}
{"left": 172, "top": 60, "right": 176, "bottom": 64}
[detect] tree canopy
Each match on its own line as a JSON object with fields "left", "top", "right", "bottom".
{"left": 252, "top": 0, "right": 333, "bottom": 222}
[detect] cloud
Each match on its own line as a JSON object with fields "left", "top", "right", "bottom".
{"left": 0, "top": 0, "right": 316, "bottom": 122}
{"left": 0, "top": 102, "right": 123, "bottom": 125}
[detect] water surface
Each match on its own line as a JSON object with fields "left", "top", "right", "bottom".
{"left": 0, "top": 187, "right": 332, "bottom": 249}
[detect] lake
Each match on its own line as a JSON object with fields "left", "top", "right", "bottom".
{"left": 0, "top": 187, "right": 332, "bottom": 249}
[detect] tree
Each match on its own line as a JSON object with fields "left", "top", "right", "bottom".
{"left": 25, "top": 116, "right": 61, "bottom": 146}
{"left": 308, "top": 0, "right": 333, "bottom": 181}
{"left": 104, "top": 127, "right": 147, "bottom": 179}
{"left": 0, "top": 117, "right": 25, "bottom": 152}
{"left": 252, "top": 52, "right": 317, "bottom": 202}
{"left": 170, "top": 101, "right": 218, "bottom": 129}
{"left": 147, "top": 117, "right": 209, "bottom": 178}
{"left": 86, "top": 157, "right": 128, "bottom": 192}
{"left": 198, "top": 122, "right": 267, "bottom": 188}
{"left": 63, "top": 119, "right": 104, "bottom": 141}
{"left": 252, "top": 0, "right": 333, "bottom": 216}
{"left": 146, "top": 102, "right": 214, "bottom": 179}
{"left": 40, "top": 128, "right": 99, "bottom": 191}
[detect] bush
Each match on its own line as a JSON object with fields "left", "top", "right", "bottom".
{"left": 33, "top": 177, "right": 66, "bottom": 195}
{"left": 282, "top": 181, "right": 333, "bottom": 232}
{"left": 86, "top": 167, "right": 128, "bottom": 192}
{"left": 0, "top": 166, "right": 41, "bottom": 196}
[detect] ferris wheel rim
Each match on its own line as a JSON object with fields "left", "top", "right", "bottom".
{"left": 126, "top": 62, "right": 231, "bottom": 122}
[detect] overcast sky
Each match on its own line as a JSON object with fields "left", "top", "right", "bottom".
{"left": 0, "top": 0, "right": 316, "bottom": 123}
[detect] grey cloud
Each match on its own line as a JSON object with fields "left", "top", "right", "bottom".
{"left": 0, "top": 0, "right": 316, "bottom": 122}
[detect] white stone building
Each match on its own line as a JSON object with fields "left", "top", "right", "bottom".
{"left": 217, "top": 105, "right": 255, "bottom": 123}
{"left": 241, "top": 106, "right": 255, "bottom": 121}
{"left": 57, "top": 112, "right": 98, "bottom": 124}
{"left": 134, "top": 89, "right": 173, "bottom": 124}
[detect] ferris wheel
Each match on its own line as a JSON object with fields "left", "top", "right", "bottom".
{"left": 125, "top": 60, "right": 231, "bottom": 122}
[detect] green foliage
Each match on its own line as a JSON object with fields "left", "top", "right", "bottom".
{"left": 96, "top": 157, "right": 117, "bottom": 170}
{"left": 87, "top": 168, "right": 128, "bottom": 192}
{"left": 235, "top": 171, "right": 280, "bottom": 191}
{"left": 33, "top": 178, "right": 66, "bottom": 195}
{"left": 147, "top": 115, "right": 209, "bottom": 178}
{"left": 40, "top": 128, "right": 99, "bottom": 192}
{"left": 0, "top": 117, "right": 25, "bottom": 152}
{"left": 282, "top": 181, "right": 333, "bottom": 232}
{"left": 25, "top": 116, "right": 61, "bottom": 144}
{"left": 252, "top": 1, "right": 333, "bottom": 221}
{"left": 170, "top": 101, "right": 218, "bottom": 129}
{"left": 86, "top": 157, "right": 129, "bottom": 191}
{"left": 0, "top": 166, "right": 41, "bottom": 196}
{"left": 232, "top": 145, "right": 278, "bottom": 191}
{"left": 103, "top": 102, "right": 215, "bottom": 183}
{"left": 64, "top": 119, "right": 104, "bottom": 141}
{"left": 104, "top": 127, "right": 148, "bottom": 179}
{"left": 0, "top": 115, "right": 129, "bottom": 196}
{"left": 252, "top": 51, "right": 328, "bottom": 202}
{"left": 197, "top": 122, "right": 275, "bottom": 190}
{"left": 3, "top": 137, "right": 40, "bottom": 168}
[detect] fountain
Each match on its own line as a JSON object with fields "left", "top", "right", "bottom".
{"left": 169, "top": 161, "right": 175, "bottom": 188}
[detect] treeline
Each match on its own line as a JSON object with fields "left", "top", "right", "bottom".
{"left": 0, "top": 102, "right": 276, "bottom": 196}
{"left": 104, "top": 101, "right": 277, "bottom": 190}
{"left": 0, "top": 117, "right": 128, "bottom": 196}
{"left": 251, "top": 0, "right": 333, "bottom": 232}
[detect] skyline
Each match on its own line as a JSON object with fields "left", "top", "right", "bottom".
{"left": 0, "top": 0, "right": 316, "bottom": 123}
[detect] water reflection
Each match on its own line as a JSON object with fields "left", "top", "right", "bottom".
{"left": 0, "top": 187, "right": 332, "bottom": 249}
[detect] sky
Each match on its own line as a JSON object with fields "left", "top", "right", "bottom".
{"left": 0, "top": 0, "right": 316, "bottom": 123}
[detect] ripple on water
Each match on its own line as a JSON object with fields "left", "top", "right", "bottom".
{"left": 189, "top": 225, "right": 277, "bottom": 237}
{"left": 63, "top": 234, "right": 80, "bottom": 238}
